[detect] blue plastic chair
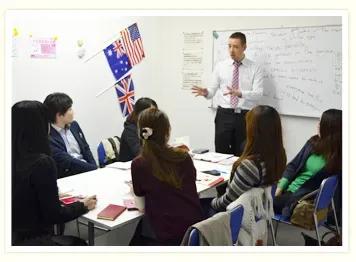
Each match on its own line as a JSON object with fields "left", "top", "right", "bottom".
{"left": 97, "top": 136, "right": 121, "bottom": 167}
{"left": 187, "top": 205, "right": 244, "bottom": 246}
{"left": 97, "top": 142, "right": 106, "bottom": 167}
{"left": 272, "top": 175, "right": 340, "bottom": 246}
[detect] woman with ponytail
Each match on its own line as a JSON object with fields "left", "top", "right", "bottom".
{"left": 129, "top": 108, "right": 203, "bottom": 245}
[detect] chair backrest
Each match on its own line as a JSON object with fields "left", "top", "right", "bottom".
{"left": 187, "top": 205, "right": 244, "bottom": 246}
{"left": 187, "top": 228, "right": 199, "bottom": 246}
{"left": 230, "top": 205, "right": 244, "bottom": 244}
{"left": 97, "top": 136, "right": 121, "bottom": 167}
{"left": 314, "top": 175, "right": 338, "bottom": 211}
{"left": 97, "top": 136, "right": 120, "bottom": 167}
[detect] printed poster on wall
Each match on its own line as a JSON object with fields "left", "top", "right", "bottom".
{"left": 30, "top": 37, "right": 57, "bottom": 59}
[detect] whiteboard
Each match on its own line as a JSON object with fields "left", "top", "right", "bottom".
{"left": 212, "top": 25, "right": 342, "bottom": 117}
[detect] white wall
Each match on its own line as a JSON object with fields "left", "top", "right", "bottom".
{"left": 9, "top": 12, "right": 341, "bottom": 162}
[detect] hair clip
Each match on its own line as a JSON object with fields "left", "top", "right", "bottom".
{"left": 141, "top": 127, "right": 153, "bottom": 140}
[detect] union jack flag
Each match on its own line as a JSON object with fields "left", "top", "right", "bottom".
{"left": 112, "top": 39, "right": 125, "bottom": 58}
{"left": 115, "top": 74, "right": 135, "bottom": 117}
{"left": 120, "top": 23, "right": 145, "bottom": 66}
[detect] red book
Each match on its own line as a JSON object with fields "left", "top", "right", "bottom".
{"left": 97, "top": 204, "right": 126, "bottom": 221}
{"left": 207, "top": 176, "right": 224, "bottom": 187}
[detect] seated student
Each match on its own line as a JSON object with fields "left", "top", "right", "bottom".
{"left": 118, "top": 97, "right": 157, "bottom": 162}
{"left": 129, "top": 108, "right": 203, "bottom": 245}
{"left": 12, "top": 101, "right": 97, "bottom": 246}
{"left": 274, "top": 109, "right": 342, "bottom": 217}
{"left": 44, "top": 93, "right": 97, "bottom": 178}
{"left": 209, "top": 105, "right": 286, "bottom": 212}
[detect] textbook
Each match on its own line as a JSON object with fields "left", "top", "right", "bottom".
{"left": 196, "top": 172, "right": 225, "bottom": 187}
{"left": 97, "top": 204, "right": 126, "bottom": 221}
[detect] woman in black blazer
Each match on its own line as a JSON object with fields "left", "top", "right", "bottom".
{"left": 118, "top": 97, "right": 157, "bottom": 162}
{"left": 12, "top": 101, "right": 97, "bottom": 245}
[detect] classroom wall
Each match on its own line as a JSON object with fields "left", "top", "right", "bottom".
{"left": 9, "top": 12, "right": 341, "bottom": 162}
{"left": 10, "top": 11, "right": 160, "bottom": 162}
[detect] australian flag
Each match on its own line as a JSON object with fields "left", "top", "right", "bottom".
{"left": 115, "top": 74, "right": 135, "bottom": 117}
{"left": 103, "top": 39, "right": 132, "bottom": 81}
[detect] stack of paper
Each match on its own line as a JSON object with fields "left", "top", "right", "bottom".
{"left": 105, "top": 161, "right": 132, "bottom": 170}
{"left": 193, "top": 152, "right": 234, "bottom": 163}
{"left": 218, "top": 156, "right": 238, "bottom": 166}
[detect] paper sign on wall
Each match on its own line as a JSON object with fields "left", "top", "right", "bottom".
{"left": 30, "top": 37, "right": 57, "bottom": 59}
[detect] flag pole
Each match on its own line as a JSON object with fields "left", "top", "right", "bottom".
{"left": 84, "top": 33, "right": 120, "bottom": 63}
{"left": 96, "top": 82, "right": 116, "bottom": 98}
{"left": 84, "top": 49, "right": 104, "bottom": 63}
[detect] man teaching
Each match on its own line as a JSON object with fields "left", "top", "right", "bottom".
{"left": 192, "top": 32, "right": 264, "bottom": 156}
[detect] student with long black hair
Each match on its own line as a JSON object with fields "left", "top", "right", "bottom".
{"left": 119, "top": 97, "right": 157, "bottom": 162}
{"left": 12, "top": 101, "right": 96, "bottom": 245}
{"left": 274, "top": 109, "right": 342, "bottom": 217}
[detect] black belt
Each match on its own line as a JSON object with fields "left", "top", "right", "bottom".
{"left": 217, "top": 106, "right": 249, "bottom": 114}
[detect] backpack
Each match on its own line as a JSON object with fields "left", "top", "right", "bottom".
{"left": 97, "top": 136, "right": 121, "bottom": 167}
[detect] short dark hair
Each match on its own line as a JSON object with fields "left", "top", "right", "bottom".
{"left": 229, "top": 32, "right": 246, "bottom": 46}
{"left": 12, "top": 101, "right": 51, "bottom": 164}
{"left": 128, "top": 97, "right": 158, "bottom": 123}
{"left": 43, "top": 93, "right": 73, "bottom": 123}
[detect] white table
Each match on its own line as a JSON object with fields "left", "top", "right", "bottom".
{"left": 57, "top": 159, "right": 233, "bottom": 245}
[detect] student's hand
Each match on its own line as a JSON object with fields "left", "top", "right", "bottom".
{"left": 275, "top": 187, "right": 283, "bottom": 197}
{"left": 81, "top": 195, "right": 97, "bottom": 210}
{"left": 224, "top": 86, "right": 242, "bottom": 98}
{"left": 191, "top": 85, "right": 208, "bottom": 97}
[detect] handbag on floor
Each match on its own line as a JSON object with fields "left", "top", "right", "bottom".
{"left": 290, "top": 190, "right": 328, "bottom": 230}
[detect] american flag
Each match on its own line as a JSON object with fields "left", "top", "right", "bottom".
{"left": 120, "top": 23, "right": 145, "bottom": 66}
{"left": 115, "top": 74, "right": 135, "bottom": 117}
{"left": 103, "top": 39, "right": 132, "bottom": 81}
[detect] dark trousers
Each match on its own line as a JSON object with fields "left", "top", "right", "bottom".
{"left": 13, "top": 234, "right": 87, "bottom": 246}
{"left": 200, "top": 198, "right": 218, "bottom": 219}
{"left": 214, "top": 107, "right": 248, "bottom": 156}
{"left": 129, "top": 218, "right": 181, "bottom": 246}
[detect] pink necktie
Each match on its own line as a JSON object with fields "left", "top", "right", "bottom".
{"left": 230, "top": 61, "right": 241, "bottom": 109}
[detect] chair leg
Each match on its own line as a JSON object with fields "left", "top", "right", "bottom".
{"left": 331, "top": 199, "right": 341, "bottom": 235}
{"left": 76, "top": 219, "right": 81, "bottom": 238}
{"left": 269, "top": 219, "right": 277, "bottom": 246}
{"left": 313, "top": 213, "right": 321, "bottom": 246}
{"left": 274, "top": 220, "right": 280, "bottom": 241}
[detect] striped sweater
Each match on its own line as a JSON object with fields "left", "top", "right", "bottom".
{"left": 211, "top": 159, "right": 266, "bottom": 211}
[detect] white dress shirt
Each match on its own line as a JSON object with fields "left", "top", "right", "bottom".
{"left": 207, "top": 57, "right": 264, "bottom": 110}
{"left": 52, "top": 124, "right": 86, "bottom": 162}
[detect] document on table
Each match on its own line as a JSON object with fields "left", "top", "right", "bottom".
{"left": 193, "top": 152, "right": 234, "bottom": 163}
{"left": 105, "top": 161, "right": 132, "bottom": 170}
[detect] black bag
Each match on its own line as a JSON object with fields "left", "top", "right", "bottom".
{"left": 302, "top": 231, "right": 342, "bottom": 246}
